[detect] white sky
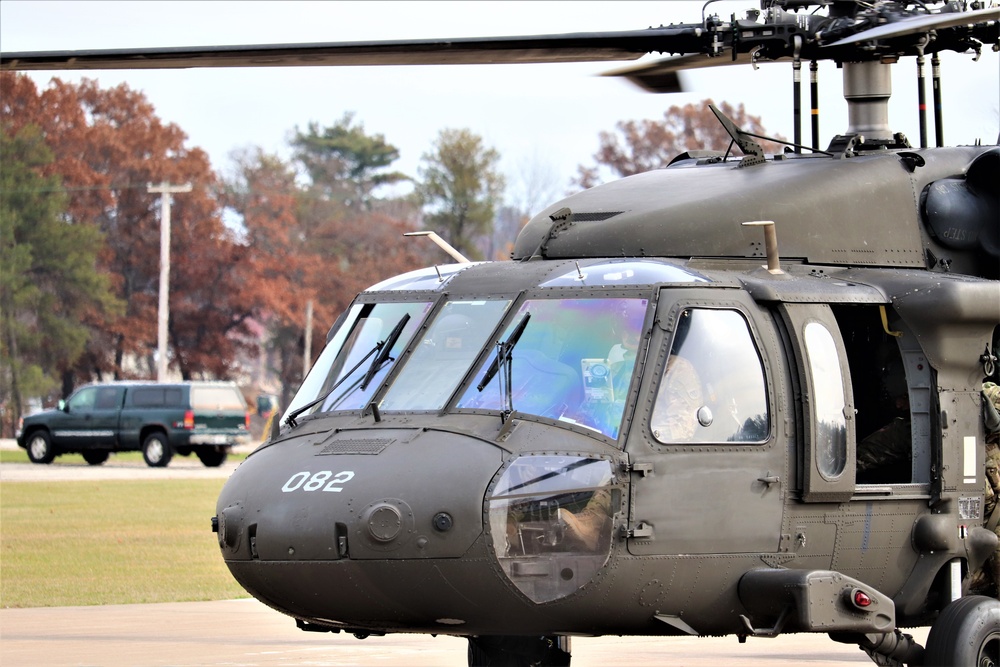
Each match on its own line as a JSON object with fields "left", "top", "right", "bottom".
{"left": 2, "top": 0, "right": 998, "bottom": 208}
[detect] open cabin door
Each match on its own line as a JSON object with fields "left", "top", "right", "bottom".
{"left": 777, "top": 304, "right": 857, "bottom": 502}
{"left": 625, "top": 289, "right": 786, "bottom": 556}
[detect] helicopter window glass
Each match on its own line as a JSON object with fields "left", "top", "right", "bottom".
{"left": 651, "top": 309, "right": 769, "bottom": 444}
{"left": 380, "top": 299, "right": 511, "bottom": 411}
{"left": 456, "top": 297, "right": 648, "bottom": 439}
{"left": 540, "top": 259, "right": 709, "bottom": 287}
{"left": 488, "top": 455, "right": 619, "bottom": 604}
{"left": 281, "top": 301, "right": 433, "bottom": 421}
{"left": 803, "top": 321, "right": 848, "bottom": 479}
{"left": 364, "top": 263, "right": 478, "bottom": 292}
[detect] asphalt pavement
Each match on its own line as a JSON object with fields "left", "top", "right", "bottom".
{"left": 0, "top": 597, "right": 925, "bottom": 667}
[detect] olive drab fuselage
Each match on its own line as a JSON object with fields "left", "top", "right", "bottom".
{"left": 215, "top": 143, "right": 1000, "bottom": 640}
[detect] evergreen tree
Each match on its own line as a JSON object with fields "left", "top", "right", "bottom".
{"left": 0, "top": 125, "right": 120, "bottom": 434}
{"left": 416, "top": 128, "right": 505, "bottom": 261}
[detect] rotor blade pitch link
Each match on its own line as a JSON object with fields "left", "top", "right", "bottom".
{"left": 932, "top": 53, "right": 944, "bottom": 147}
{"left": 810, "top": 60, "right": 820, "bottom": 151}
{"left": 793, "top": 35, "right": 803, "bottom": 154}
{"left": 917, "top": 43, "right": 928, "bottom": 149}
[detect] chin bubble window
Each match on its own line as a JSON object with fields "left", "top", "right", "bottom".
{"left": 487, "top": 455, "right": 619, "bottom": 604}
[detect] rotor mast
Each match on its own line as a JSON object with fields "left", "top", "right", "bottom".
{"left": 842, "top": 60, "right": 893, "bottom": 141}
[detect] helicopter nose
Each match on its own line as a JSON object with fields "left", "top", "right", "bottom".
{"left": 215, "top": 425, "right": 503, "bottom": 564}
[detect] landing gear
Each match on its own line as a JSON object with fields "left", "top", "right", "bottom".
{"left": 468, "top": 635, "right": 571, "bottom": 666}
{"left": 925, "top": 595, "right": 1000, "bottom": 667}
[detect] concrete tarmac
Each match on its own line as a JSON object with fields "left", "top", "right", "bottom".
{"left": 0, "top": 597, "right": 930, "bottom": 667}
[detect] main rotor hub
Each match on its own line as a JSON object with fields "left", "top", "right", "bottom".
{"left": 843, "top": 61, "right": 894, "bottom": 140}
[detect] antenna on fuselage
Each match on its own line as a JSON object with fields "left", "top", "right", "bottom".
{"left": 742, "top": 221, "right": 784, "bottom": 275}
{"left": 404, "top": 231, "right": 471, "bottom": 264}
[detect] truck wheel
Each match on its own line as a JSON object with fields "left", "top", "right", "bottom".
{"left": 26, "top": 431, "right": 56, "bottom": 464}
{"left": 82, "top": 450, "right": 109, "bottom": 466}
{"left": 142, "top": 432, "right": 173, "bottom": 467}
{"left": 924, "top": 595, "right": 1000, "bottom": 667}
{"left": 196, "top": 448, "right": 228, "bottom": 467}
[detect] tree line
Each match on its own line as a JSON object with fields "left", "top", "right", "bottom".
{"left": 0, "top": 71, "right": 774, "bottom": 435}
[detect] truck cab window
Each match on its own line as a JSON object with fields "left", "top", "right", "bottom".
{"left": 68, "top": 387, "right": 97, "bottom": 411}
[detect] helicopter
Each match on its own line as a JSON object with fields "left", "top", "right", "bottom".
{"left": 4, "top": 1, "right": 1000, "bottom": 665}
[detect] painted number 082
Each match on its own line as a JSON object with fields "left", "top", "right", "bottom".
{"left": 281, "top": 470, "right": 355, "bottom": 493}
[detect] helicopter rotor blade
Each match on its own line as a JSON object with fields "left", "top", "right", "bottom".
{"left": 824, "top": 6, "right": 1000, "bottom": 48}
{"left": 0, "top": 27, "right": 707, "bottom": 72}
{"left": 602, "top": 52, "right": 765, "bottom": 94}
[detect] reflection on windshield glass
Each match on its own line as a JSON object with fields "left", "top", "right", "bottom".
{"left": 458, "top": 298, "right": 647, "bottom": 439}
{"left": 541, "top": 259, "right": 709, "bottom": 287}
{"left": 364, "top": 264, "right": 476, "bottom": 292}
{"left": 804, "top": 321, "right": 847, "bottom": 478}
{"left": 650, "top": 309, "right": 769, "bottom": 444}
{"left": 281, "top": 302, "right": 432, "bottom": 421}
{"left": 381, "top": 300, "right": 510, "bottom": 411}
{"left": 489, "top": 455, "right": 618, "bottom": 604}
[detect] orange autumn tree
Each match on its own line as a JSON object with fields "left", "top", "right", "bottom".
{"left": 223, "top": 148, "right": 322, "bottom": 408}
{"left": 1, "top": 73, "right": 253, "bottom": 388}
{"left": 224, "top": 140, "right": 433, "bottom": 409}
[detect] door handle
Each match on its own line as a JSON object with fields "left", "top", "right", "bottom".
{"left": 757, "top": 473, "right": 780, "bottom": 487}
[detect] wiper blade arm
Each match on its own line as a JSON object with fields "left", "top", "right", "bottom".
{"left": 477, "top": 312, "right": 531, "bottom": 392}
{"left": 285, "top": 312, "right": 413, "bottom": 429}
{"left": 360, "top": 313, "right": 411, "bottom": 391}
{"left": 283, "top": 342, "right": 382, "bottom": 428}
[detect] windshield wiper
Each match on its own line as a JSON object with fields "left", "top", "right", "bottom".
{"left": 478, "top": 312, "right": 531, "bottom": 391}
{"left": 283, "top": 313, "right": 410, "bottom": 429}
{"left": 477, "top": 312, "right": 530, "bottom": 423}
{"left": 283, "top": 344, "right": 382, "bottom": 429}
{"left": 360, "top": 313, "right": 410, "bottom": 391}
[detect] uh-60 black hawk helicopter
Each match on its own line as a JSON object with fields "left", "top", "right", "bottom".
{"left": 5, "top": 1, "right": 1000, "bottom": 665}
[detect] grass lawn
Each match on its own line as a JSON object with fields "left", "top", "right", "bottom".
{"left": 1, "top": 479, "right": 250, "bottom": 608}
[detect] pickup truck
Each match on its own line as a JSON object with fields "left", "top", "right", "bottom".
{"left": 16, "top": 381, "right": 252, "bottom": 467}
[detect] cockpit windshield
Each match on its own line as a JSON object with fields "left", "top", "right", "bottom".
{"left": 281, "top": 301, "right": 432, "bottom": 422}
{"left": 458, "top": 297, "right": 647, "bottom": 439}
{"left": 380, "top": 300, "right": 511, "bottom": 411}
{"left": 282, "top": 295, "right": 649, "bottom": 440}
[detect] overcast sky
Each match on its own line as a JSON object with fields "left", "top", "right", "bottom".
{"left": 2, "top": 0, "right": 998, "bottom": 208}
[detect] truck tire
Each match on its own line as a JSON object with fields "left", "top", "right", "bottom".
{"left": 924, "top": 595, "right": 1000, "bottom": 666}
{"left": 82, "top": 450, "right": 109, "bottom": 466}
{"left": 26, "top": 431, "right": 56, "bottom": 464}
{"left": 142, "top": 432, "right": 173, "bottom": 467}
{"left": 196, "top": 448, "right": 228, "bottom": 467}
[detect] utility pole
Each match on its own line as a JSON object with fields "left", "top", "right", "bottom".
{"left": 147, "top": 181, "right": 192, "bottom": 382}
{"left": 303, "top": 299, "right": 314, "bottom": 378}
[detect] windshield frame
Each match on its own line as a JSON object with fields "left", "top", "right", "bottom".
{"left": 279, "top": 285, "right": 657, "bottom": 445}
{"left": 454, "top": 287, "right": 656, "bottom": 444}
{"left": 280, "top": 294, "right": 438, "bottom": 425}
{"left": 377, "top": 298, "right": 515, "bottom": 413}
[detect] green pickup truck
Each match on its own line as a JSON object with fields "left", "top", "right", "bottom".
{"left": 16, "top": 381, "right": 252, "bottom": 467}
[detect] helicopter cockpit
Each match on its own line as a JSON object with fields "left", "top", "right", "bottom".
{"left": 282, "top": 258, "right": 710, "bottom": 441}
